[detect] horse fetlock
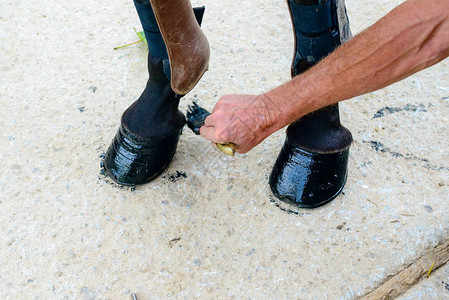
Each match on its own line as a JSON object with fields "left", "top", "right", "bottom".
{"left": 121, "top": 97, "right": 186, "bottom": 140}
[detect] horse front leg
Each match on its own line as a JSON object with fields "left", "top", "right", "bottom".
{"left": 270, "top": 0, "right": 353, "bottom": 208}
{"left": 103, "top": 0, "right": 209, "bottom": 185}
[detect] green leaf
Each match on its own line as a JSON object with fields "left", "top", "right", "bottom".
{"left": 134, "top": 29, "right": 147, "bottom": 46}
{"left": 113, "top": 28, "right": 147, "bottom": 50}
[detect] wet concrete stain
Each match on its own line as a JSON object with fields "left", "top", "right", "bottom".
{"left": 373, "top": 103, "right": 427, "bottom": 119}
{"left": 269, "top": 198, "right": 300, "bottom": 215}
{"left": 98, "top": 175, "right": 138, "bottom": 191}
{"left": 163, "top": 171, "right": 187, "bottom": 183}
{"left": 366, "top": 141, "right": 403, "bottom": 157}
{"left": 268, "top": 196, "right": 311, "bottom": 216}
{"left": 363, "top": 141, "right": 449, "bottom": 171}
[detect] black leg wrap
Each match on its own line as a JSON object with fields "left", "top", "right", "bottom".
{"left": 103, "top": 4, "right": 207, "bottom": 186}
{"left": 289, "top": 0, "right": 351, "bottom": 74}
{"left": 133, "top": 0, "right": 168, "bottom": 59}
{"left": 290, "top": 0, "right": 340, "bottom": 66}
{"left": 269, "top": 0, "right": 352, "bottom": 208}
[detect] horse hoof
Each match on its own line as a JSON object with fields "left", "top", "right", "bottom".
{"left": 269, "top": 139, "right": 350, "bottom": 208}
{"left": 103, "top": 124, "right": 181, "bottom": 186}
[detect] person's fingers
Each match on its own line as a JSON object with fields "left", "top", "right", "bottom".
{"left": 234, "top": 145, "right": 244, "bottom": 154}
{"left": 211, "top": 135, "right": 243, "bottom": 154}
{"left": 200, "top": 126, "right": 218, "bottom": 143}
{"left": 200, "top": 126, "right": 230, "bottom": 144}
{"left": 204, "top": 114, "right": 214, "bottom": 127}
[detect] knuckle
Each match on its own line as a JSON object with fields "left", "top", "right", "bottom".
{"left": 216, "top": 130, "right": 229, "bottom": 142}
{"left": 214, "top": 111, "right": 224, "bottom": 119}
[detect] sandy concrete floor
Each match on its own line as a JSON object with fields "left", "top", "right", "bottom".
{"left": 1, "top": 0, "right": 448, "bottom": 298}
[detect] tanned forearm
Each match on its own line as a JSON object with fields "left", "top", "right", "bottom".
{"left": 201, "top": 0, "right": 449, "bottom": 153}
{"left": 265, "top": 0, "right": 449, "bottom": 132}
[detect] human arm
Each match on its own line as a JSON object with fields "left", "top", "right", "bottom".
{"left": 200, "top": 0, "right": 449, "bottom": 154}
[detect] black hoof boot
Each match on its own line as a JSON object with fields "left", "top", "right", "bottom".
{"left": 270, "top": 0, "right": 353, "bottom": 208}
{"left": 270, "top": 105, "right": 352, "bottom": 208}
{"left": 104, "top": 123, "right": 182, "bottom": 186}
{"left": 103, "top": 55, "right": 186, "bottom": 186}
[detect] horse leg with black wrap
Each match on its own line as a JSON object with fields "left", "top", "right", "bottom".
{"left": 103, "top": 0, "right": 209, "bottom": 185}
{"left": 269, "top": 0, "right": 353, "bottom": 208}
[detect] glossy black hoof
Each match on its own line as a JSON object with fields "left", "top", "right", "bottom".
{"left": 269, "top": 138, "right": 350, "bottom": 208}
{"left": 103, "top": 125, "right": 181, "bottom": 186}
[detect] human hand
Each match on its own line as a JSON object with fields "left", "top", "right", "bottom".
{"left": 199, "top": 94, "right": 285, "bottom": 154}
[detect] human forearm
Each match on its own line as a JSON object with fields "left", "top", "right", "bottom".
{"left": 266, "top": 0, "right": 449, "bottom": 130}
{"left": 201, "top": 0, "right": 449, "bottom": 153}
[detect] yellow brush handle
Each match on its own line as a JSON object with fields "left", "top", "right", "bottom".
{"left": 216, "top": 143, "right": 235, "bottom": 156}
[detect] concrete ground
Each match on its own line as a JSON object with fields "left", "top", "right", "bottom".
{"left": 1, "top": 0, "right": 448, "bottom": 299}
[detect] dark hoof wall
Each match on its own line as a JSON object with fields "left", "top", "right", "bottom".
{"left": 269, "top": 141, "right": 350, "bottom": 209}
{"left": 103, "top": 125, "right": 181, "bottom": 186}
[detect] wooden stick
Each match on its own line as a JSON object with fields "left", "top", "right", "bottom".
{"left": 361, "top": 240, "right": 449, "bottom": 300}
